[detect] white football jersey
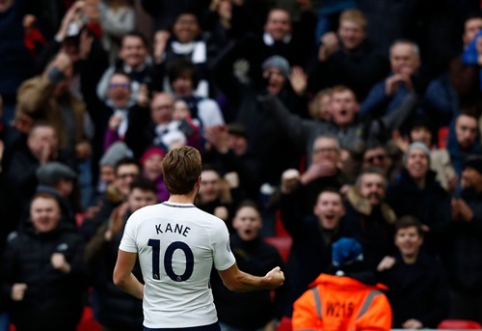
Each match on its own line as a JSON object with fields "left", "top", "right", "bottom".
{"left": 119, "top": 202, "right": 236, "bottom": 328}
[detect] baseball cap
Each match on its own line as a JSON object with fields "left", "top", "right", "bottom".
{"left": 37, "top": 162, "right": 77, "bottom": 186}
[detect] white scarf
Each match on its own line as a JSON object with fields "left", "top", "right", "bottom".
{"left": 171, "top": 40, "right": 207, "bottom": 64}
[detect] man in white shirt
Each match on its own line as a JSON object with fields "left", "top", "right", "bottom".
{"left": 114, "top": 147, "right": 284, "bottom": 331}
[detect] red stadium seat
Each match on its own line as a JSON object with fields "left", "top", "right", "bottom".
{"left": 438, "top": 319, "right": 482, "bottom": 329}
{"left": 276, "top": 317, "right": 292, "bottom": 331}
{"left": 264, "top": 237, "right": 292, "bottom": 263}
{"left": 77, "top": 306, "right": 101, "bottom": 331}
{"left": 275, "top": 210, "right": 291, "bottom": 238}
{"left": 438, "top": 126, "right": 449, "bottom": 149}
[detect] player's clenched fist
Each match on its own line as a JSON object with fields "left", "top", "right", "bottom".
{"left": 264, "top": 266, "right": 285, "bottom": 289}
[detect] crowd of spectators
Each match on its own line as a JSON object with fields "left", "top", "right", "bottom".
{"left": 1, "top": 0, "right": 482, "bottom": 330}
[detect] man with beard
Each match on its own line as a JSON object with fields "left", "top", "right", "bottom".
{"left": 343, "top": 168, "right": 396, "bottom": 271}
{"left": 441, "top": 156, "right": 482, "bottom": 324}
{"left": 386, "top": 142, "right": 451, "bottom": 254}
{"left": 279, "top": 170, "right": 345, "bottom": 317}
{"left": 261, "top": 85, "right": 417, "bottom": 164}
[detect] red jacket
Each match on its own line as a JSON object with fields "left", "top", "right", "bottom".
{"left": 293, "top": 274, "right": 392, "bottom": 331}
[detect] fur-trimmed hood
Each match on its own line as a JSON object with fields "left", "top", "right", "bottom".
{"left": 345, "top": 186, "right": 397, "bottom": 224}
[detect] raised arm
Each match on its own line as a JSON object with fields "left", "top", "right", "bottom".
{"left": 217, "top": 262, "right": 284, "bottom": 292}
{"left": 258, "top": 93, "right": 316, "bottom": 146}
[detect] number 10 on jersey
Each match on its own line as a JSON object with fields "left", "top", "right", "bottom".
{"left": 148, "top": 239, "right": 194, "bottom": 282}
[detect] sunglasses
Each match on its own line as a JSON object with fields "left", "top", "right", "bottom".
{"left": 365, "top": 154, "right": 386, "bottom": 163}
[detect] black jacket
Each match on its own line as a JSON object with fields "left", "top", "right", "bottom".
{"left": 386, "top": 169, "right": 451, "bottom": 254}
{"left": 1, "top": 222, "right": 86, "bottom": 330}
{"left": 279, "top": 192, "right": 342, "bottom": 317}
{"left": 211, "top": 234, "right": 285, "bottom": 330}
{"left": 383, "top": 251, "right": 450, "bottom": 328}
{"left": 308, "top": 41, "right": 389, "bottom": 101}
{"left": 441, "top": 188, "right": 482, "bottom": 293}
{"left": 86, "top": 212, "right": 143, "bottom": 331}
{"left": 342, "top": 188, "right": 396, "bottom": 271}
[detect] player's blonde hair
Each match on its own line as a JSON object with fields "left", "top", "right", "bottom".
{"left": 162, "top": 146, "right": 202, "bottom": 195}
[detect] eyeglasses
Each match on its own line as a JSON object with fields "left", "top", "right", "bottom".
{"left": 117, "top": 173, "right": 138, "bottom": 180}
{"left": 109, "top": 83, "right": 130, "bottom": 89}
{"left": 365, "top": 154, "right": 386, "bottom": 163}
{"left": 313, "top": 147, "right": 338, "bottom": 154}
{"left": 152, "top": 105, "right": 173, "bottom": 111}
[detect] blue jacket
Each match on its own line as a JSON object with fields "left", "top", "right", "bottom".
{"left": 446, "top": 115, "right": 482, "bottom": 175}
{"left": 360, "top": 74, "right": 456, "bottom": 128}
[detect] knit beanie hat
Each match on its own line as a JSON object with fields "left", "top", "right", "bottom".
{"left": 262, "top": 55, "right": 291, "bottom": 77}
{"left": 100, "top": 142, "right": 130, "bottom": 167}
{"left": 403, "top": 142, "right": 431, "bottom": 166}
{"left": 332, "top": 238, "right": 364, "bottom": 269}
{"left": 140, "top": 147, "right": 166, "bottom": 165}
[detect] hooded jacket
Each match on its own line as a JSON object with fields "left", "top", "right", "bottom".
{"left": 293, "top": 273, "right": 392, "bottom": 331}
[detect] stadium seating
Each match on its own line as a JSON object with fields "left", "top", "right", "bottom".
{"left": 438, "top": 319, "right": 482, "bottom": 329}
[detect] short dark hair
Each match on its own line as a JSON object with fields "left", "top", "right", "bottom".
{"left": 121, "top": 31, "right": 148, "bottom": 48}
{"left": 115, "top": 157, "right": 141, "bottom": 175}
{"left": 162, "top": 147, "right": 202, "bottom": 195}
{"left": 201, "top": 164, "right": 221, "bottom": 176}
{"left": 317, "top": 187, "right": 343, "bottom": 201}
{"left": 395, "top": 216, "right": 424, "bottom": 237}
{"left": 464, "top": 12, "right": 482, "bottom": 24}
{"left": 129, "top": 177, "right": 157, "bottom": 195}
{"left": 167, "top": 59, "right": 200, "bottom": 89}
{"left": 235, "top": 200, "right": 260, "bottom": 214}
{"left": 355, "top": 167, "right": 387, "bottom": 188}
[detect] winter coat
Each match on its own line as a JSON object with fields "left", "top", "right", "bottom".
{"left": 293, "top": 274, "right": 392, "bottom": 331}
{"left": 279, "top": 192, "right": 343, "bottom": 316}
{"left": 16, "top": 75, "right": 87, "bottom": 150}
{"left": 441, "top": 188, "right": 482, "bottom": 293}
{"left": 308, "top": 40, "right": 389, "bottom": 101}
{"left": 84, "top": 212, "right": 143, "bottom": 331}
{"left": 342, "top": 187, "right": 397, "bottom": 270}
{"left": 259, "top": 92, "right": 417, "bottom": 165}
{"left": 382, "top": 251, "right": 450, "bottom": 328}
{"left": 1, "top": 222, "right": 86, "bottom": 330}
{"left": 386, "top": 169, "right": 451, "bottom": 254}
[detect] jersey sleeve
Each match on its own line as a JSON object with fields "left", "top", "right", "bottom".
{"left": 119, "top": 213, "right": 138, "bottom": 253}
{"left": 211, "top": 220, "right": 236, "bottom": 271}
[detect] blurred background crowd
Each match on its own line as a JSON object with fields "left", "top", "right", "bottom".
{"left": 1, "top": 0, "right": 482, "bottom": 330}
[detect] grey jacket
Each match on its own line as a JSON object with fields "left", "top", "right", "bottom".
{"left": 259, "top": 92, "right": 418, "bottom": 165}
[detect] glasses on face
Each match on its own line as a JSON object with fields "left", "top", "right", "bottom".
{"left": 365, "top": 154, "right": 386, "bottom": 163}
{"left": 109, "top": 83, "right": 130, "bottom": 89}
{"left": 117, "top": 173, "right": 138, "bottom": 180}
{"left": 313, "top": 147, "right": 338, "bottom": 154}
{"left": 152, "top": 105, "right": 173, "bottom": 111}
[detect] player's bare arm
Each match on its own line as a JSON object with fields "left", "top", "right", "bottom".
{"left": 218, "top": 262, "right": 284, "bottom": 292}
{"left": 113, "top": 249, "right": 144, "bottom": 300}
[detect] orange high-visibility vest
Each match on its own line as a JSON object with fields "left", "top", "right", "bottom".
{"left": 292, "top": 274, "right": 392, "bottom": 331}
